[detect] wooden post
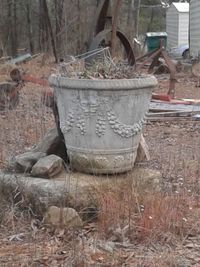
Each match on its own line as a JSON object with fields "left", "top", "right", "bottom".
{"left": 42, "top": 0, "right": 58, "bottom": 63}
{"left": 111, "top": 0, "right": 122, "bottom": 58}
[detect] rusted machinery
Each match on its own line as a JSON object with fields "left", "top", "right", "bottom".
{"left": 0, "top": 0, "right": 178, "bottom": 111}
{"left": 0, "top": 82, "right": 20, "bottom": 110}
{"left": 136, "top": 40, "right": 177, "bottom": 100}
{"left": 86, "top": 0, "right": 135, "bottom": 65}
{"left": 10, "top": 67, "right": 53, "bottom": 107}
{"left": 87, "top": 0, "right": 177, "bottom": 100}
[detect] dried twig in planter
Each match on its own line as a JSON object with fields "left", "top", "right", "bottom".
{"left": 58, "top": 49, "right": 139, "bottom": 80}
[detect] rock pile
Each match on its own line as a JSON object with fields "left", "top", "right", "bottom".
{"left": 11, "top": 128, "right": 67, "bottom": 178}
{"left": 9, "top": 127, "right": 149, "bottom": 178}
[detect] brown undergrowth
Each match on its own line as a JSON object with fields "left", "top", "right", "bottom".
{"left": 96, "top": 181, "right": 200, "bottom": 244}
{"left": 0, "top": 58, "right": 200, "bottom": 266}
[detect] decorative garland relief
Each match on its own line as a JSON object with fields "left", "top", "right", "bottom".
{"left": 59, "top": 93, "right": 145, "bottom": 138}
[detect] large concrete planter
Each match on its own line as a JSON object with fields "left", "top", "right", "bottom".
{"left": 49, "top": 75, "right": 157, "bottom": 174}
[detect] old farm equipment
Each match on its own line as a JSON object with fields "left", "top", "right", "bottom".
{"left": 87, "top": 0, "right": 177, "bottom": 101}
{"left": 86, "top": 0, "right": 136, "bottom": 65}
{"left": 137, "top": 33, "right": 177, "bottom": 100}
{"left": 0, "top": 81, "right": 20, "bottom": 110}
{"left": 1, "top": 0, "right": 178, "bottom": 111}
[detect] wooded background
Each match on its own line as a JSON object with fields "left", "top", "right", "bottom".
{"left": 0, "top": 0, "right": 182, "bottom": 60}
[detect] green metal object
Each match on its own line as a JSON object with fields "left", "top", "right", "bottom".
{"left": 146, "top": 32, "right": 167, "bottom": 52}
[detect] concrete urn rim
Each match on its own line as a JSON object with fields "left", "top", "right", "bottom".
{"left": 48, "top": 74, "right": 158, "bottom": 91}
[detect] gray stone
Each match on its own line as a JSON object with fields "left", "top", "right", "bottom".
{"left": 33, "top": 128, "right": 68, "bottom": 161}
{"left": 31, "top": 154, "right": 64, "bottom": 178}
{"left": 0, "top": 167, "right": 162, "bottom": 216}
{"left": 34, "top": 128, "right": 60, "bottom": 154}
{"left": 14, "top": 151, "right": 46, "bottom": 172}
{"left": 43, "top": 206, "right": 83, "bottom": 228}
{"left": 135, "top": 134, "right": 150, "bottom": 163}
{"left": 97, "top": 241, "right": 115, "bottom": 253}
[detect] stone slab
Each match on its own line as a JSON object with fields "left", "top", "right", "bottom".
{"left": 0, "top": 167, "right": 162, "bottom": 215}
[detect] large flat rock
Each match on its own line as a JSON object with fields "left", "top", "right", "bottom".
{"left": 0, "top": 167, "right": 162, "bottom": 215}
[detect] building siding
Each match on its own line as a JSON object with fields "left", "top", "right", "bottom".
{"left": 166, "top": 3, "right": 189, "bottom": 48}
{"left": 179, "top": 13, "right": 189, "bottom": 45}
{"left": 190, "top": 0, "right": 200, "bottom": 57}
{"left": 166, "top": 5, "right": 179, "bottom": 47}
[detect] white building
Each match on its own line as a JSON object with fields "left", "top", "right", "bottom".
{"left": 190, "top": 0, "right": 200, "bottom": 58}
{"left": 166, "top": 2, "right": 189, "bottom": 48}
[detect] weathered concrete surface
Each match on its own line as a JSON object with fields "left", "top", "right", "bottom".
{"left": 0, "top": 167, "right": 162, "bottom": 215}
{"left": 49, "top": 75, "right": 157, "bottom": 174}
{"left": 31, "top": 155, "right": 64, "bottom": 178}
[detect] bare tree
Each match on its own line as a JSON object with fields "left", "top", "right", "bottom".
{"left": 111, "top": 0, "right": 122, "bottom": 57}
{"left": 54, "top": 0, "right": 65, "bottom": 57}
{"left": 0, "top": 0, "right": 164, "bottom": 58}
{"left": 26, "top": 0, "right": 34, "bottom": 53}
{"left": 41, "top": 0, "right": 58, "bottom": 62}
{"left": 8, "top": 0, "right": 18, "bottom": 56}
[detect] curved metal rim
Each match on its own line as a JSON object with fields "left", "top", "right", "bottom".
{"left": 87, "top": 29, "right": 136, "bottom": 66}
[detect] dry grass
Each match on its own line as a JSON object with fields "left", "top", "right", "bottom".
{"left": 96, "top": 180, "right": 200, "bottom": 245}
{"left": 97, "top": 186, "right": 136, "bottom": 237}
{"left": 137, "top": 193, "right": 194, "bottom": 242}
{"left": 0, "top": 83, "right": 54, "bottom": 168}
{"left": 1, "top": 59, "right": 200, "bottom": 265}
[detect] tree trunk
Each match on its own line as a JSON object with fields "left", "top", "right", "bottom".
{"left": 39, "top": 0, "right": 49, "bottom": 52}
{"left": 13, "top": 0, "right": 17, "bottom": 55}
{"left": 55, "top": 0, "right": 64, "bottom": 58}
{"left": 77, "top": 0, "right": 82, "bottom": 53}
{"left": 42, "top": 0, "right": 58, "bottom": 63}
{"left": 111, "top": 0, "right": 122, "bottom": 57}
{"left": 26, "top": 0, "right": 34, "bottom": 53}
{"left": 146, "top": 8, "right": 154, "bottom": 33}
{"left": 126, "top": 0, "right": 134, "bottom": 40}
{"left": 127, "top": 0, "right": 141, "bottom": 55}
{"left": 8, "top": 0, "right": 18, "bottom": 56}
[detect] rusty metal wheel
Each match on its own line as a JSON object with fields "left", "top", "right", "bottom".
{"left": 86, "top": 29, "right": 135, "bottom": 66}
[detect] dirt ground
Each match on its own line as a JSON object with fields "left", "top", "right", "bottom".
{"left": 1, "top": 58, "right": 200, "bottom": 266}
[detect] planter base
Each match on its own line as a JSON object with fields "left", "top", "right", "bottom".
{"left": 68, "top": 147, "right": 138, "bottom": 174}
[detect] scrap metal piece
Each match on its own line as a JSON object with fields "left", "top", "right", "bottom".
{"left": 161, "top": 50, "right": 176, "bottom": 97}
{"left": 10, "top": 68, "right": 53, "bottom": 108}
{"left": 136, "top": 42, "right": 177, "bottom": 98}
{"left": 88, "top": 0, "right": 135, "bottom": 66}
{"left": 9, "top": 53, "right": 32, "bottom": 65}
{"left": 192, "top": 59, "right": 200, "bottom": 78}
{"left": 0, "top": 82, "right": 19, "bottom": 110}
{"left": 10, "top": 68, "right": 22, "bottom": 83}
{"left": 137, "top": 47, "right": 162, "bottom": 71}
{"left": 192, "top": 59, "right": 200, "bottom": 87}
{"left": 117, "top": 31, "right": 136, "bottom": 66}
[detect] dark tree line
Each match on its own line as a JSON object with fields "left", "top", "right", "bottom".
{"left": 0, "top": 0, "right": 184, "bottom": 59}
